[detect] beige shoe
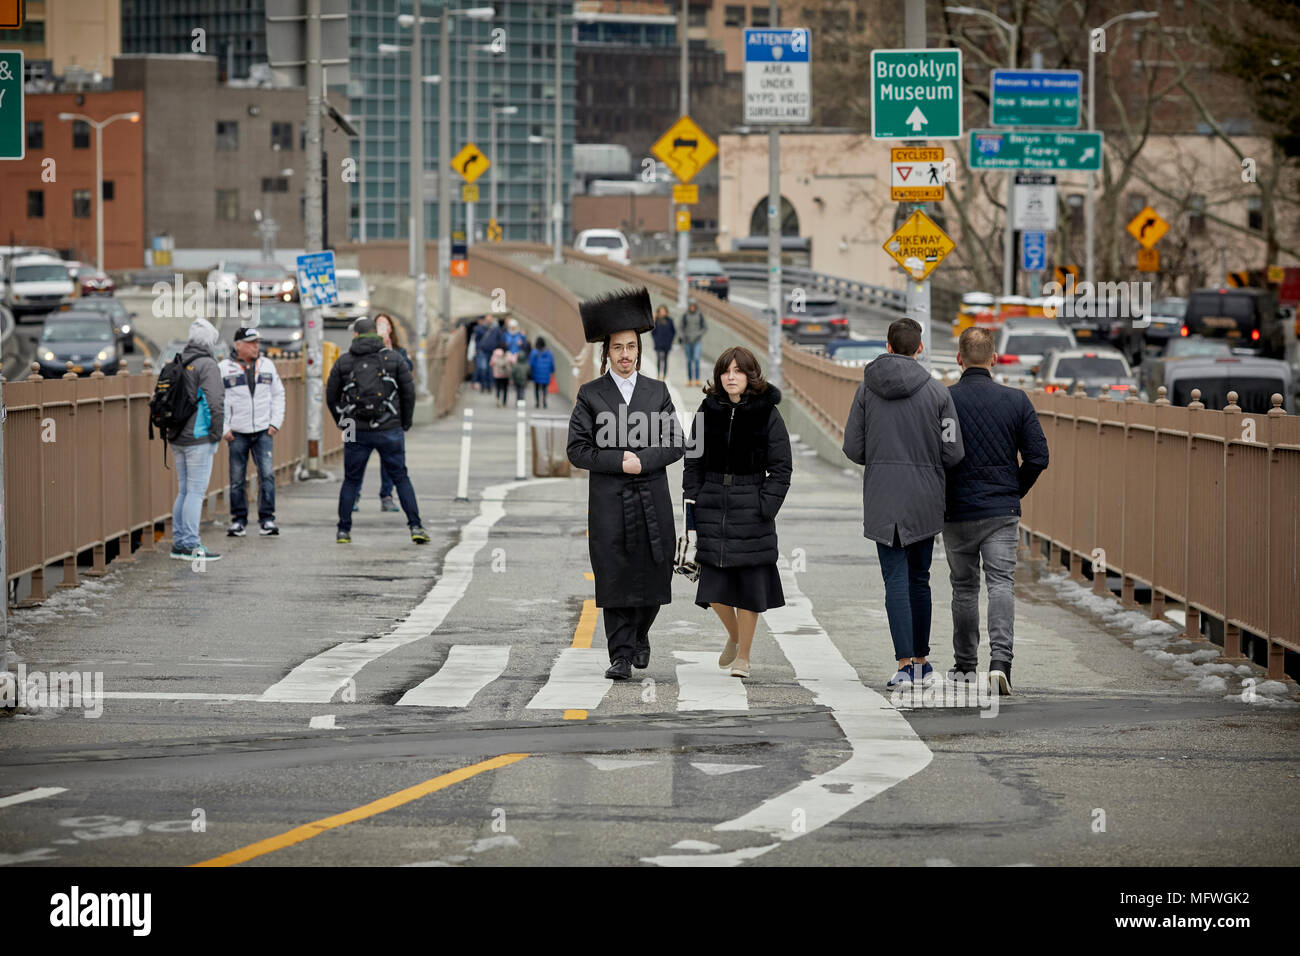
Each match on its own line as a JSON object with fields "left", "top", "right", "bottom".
{"left": 718, "top": 638, "right": 738, "bottom": 669}
{"left": 730, "top": 657, "right": 750, "bottom": 678}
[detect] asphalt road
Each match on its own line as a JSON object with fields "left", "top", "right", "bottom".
{"left": 1, "top": 343, "right": 1295, "bottom": 868}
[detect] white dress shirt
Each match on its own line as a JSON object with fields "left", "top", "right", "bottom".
{"left": 609, "top": 368, "right": 638, "bottom": 404}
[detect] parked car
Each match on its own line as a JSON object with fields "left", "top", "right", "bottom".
{"left": 68, "top": 262, "right": 115, "bottom": 297}
{"left": 62, "top": 296, "right": 136, "bottom": 352}
{"left": 686, "top": 257, "right": 729, "bottom": 300}
{"left": 322, "top": 268, "right": 371, "bottom": 325}
{"left": 823, "top": 338, "right": 888, "bottom": 367}
{"left": 573, "top": 228, "right": 631, "bottom": 265}
{"left": 207, "top": 260, "right": 241, "bottom": 305}
{"left": 5, "top": 254, "right": 77, "bottom": 319}
{"left": 237, "top": 261, "right": 297, "bottom": 304}
{"left": 249, "top": 301, "right": 305, "bottom": 356}
{"left": 1039, "top": 347, "right": 1138, "bottom": 400}
{"left": 1161, "top": 355, "right": 1291, "bottom": 413}
{"left": 1138, "top": 335, "right": 1233, "bottom": 401}
{"left": 1183, "top": 287, "right": 1286, "bottom": 359}
{"left": 780, "top": 293, "right": 850, "bottom": 347}
{"left": 37, "top": 311, "right": 121, "bottom": 377}
{"left": 994, "top": 319, "right": 1077, "bottom": 382}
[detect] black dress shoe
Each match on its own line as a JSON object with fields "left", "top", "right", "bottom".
{"left": 604, "top": 658, "right": 632, "bottom": 680}
{"left": 632, "top": 648, "right": 650, "bottom": 669}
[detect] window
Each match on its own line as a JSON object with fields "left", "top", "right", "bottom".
{"left": 751, "top": 6, "right": 770, "bottom": 27}
{"left": 1246, "top": 196, "right": 1262, "bottom": 232}
{"left": 72, "top": 120, "right": 91, "bottom": 149}
{"left": 261, "top": 177, "right": 289, "bottom": 193}
{"left": 102, "top": 181, "right": 115, "bottom": 201}
{"left": 27, "top": 190, "right": 44, "bottom": 218}
{"left": 828, "top": 9, "right": 850, "bottom": 31}
{"left": 26, "top": 121, "right": 42, "bottom": 150}
{"left": 72, "top": 189, "right": 92, "bottom": 218}
{"left": 216, "top": 189, "right": 239, "bottom": 221}
{"left": 271, "top": 121, "right": 294, "bottom": 151}
{"left": 1189, "top": 194, "right": 1206, "bottom": 236}
{"left": 725, "top": 5, "right": 745, "bottom": 27}
{"left": 688, "top": 5, "right": 707, "bottom": 27}
{"left": 216, "top": 120, "right": 239, "bottom": 150}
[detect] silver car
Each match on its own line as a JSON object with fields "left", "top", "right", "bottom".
{"left": 994, "top": 319, "right": 1076, "bottom": 382}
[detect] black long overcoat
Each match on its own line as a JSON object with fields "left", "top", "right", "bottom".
{"left": 567, "top": 373, "right": 684, "bottom": 607}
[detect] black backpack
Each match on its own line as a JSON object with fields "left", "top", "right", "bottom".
{"left": 148, "top": 355, "right": 197, "bottom": 466}
{"left": 341, "top": 351, "right": 399, "bottom": 423}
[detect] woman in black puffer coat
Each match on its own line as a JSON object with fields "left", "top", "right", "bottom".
{"left": 682, "top": 346, "right": 793, "bottom": 679}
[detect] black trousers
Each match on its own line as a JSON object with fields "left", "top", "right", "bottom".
{"left": 602, "top": 605, "right": 660, "bottom": 663}
{"left": 655, "top": 350, "right": 670, "bottom": 377}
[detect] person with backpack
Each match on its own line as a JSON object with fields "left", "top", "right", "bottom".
{"left": 157, "top": 318, "right": 225, "bottom": 562}
{"left": 326, "top": 317, "right": 430, "bottom": 545}
{"left": 220, "top": 326, "right": 286, "bottom": 537}
{"left": 352, "top": 313, "right": 412, "bottom": 513}
{"left": 510, "top": 338, "right": 531, "bottom": 404}
{"left": 528, "top": 336, "right": 555, "bottom": 408}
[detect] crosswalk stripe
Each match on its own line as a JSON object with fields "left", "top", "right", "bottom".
{"left": 526, "top": 647, "right": 614, "bottom": 711}
{"left": 396, "top": 645, "right": 511, "bottom": 708}
{"left": 673, "top": 651, "right": 749, "bottom": 711}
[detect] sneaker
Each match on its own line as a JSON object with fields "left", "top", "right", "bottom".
{"left": 886, "top": 663, "right": 915, "bottom": 689}
{"left": 336, "top": 531, "right": 351, "bottom": 544}
{"left": 227, "top": 521, "right": 246, "bottom": 537}
{"left": 259, "top": 520, "right": 279, "bottom": 536}
{"left": 380, "top": 496, "right": 400, "bottom": 512}
{"left": 169, "top": 546, "right": 190, "bottom": 560}
{"left": 189, "top": 547, "right": 221, "bottom": 562}
{"left": 915, "top": 661, "right": 936, "bottom": 687}
{"left": 947, "top": 666, "right": 979, "bottom": 684}
{"left": 410, "top": 527, "right": 431, "bottom": 544}
{"left": 990, "top": 661, "right": 1012, "bottom": 696}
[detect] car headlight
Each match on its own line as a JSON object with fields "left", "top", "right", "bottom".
{"left": 290, "top": 330, "right": 302, "bottom": 340}
{"left": 238, "top": 280, "right": 248, "bottom": 289}
{"left": 282, "top": 279, "right": 294, "bottom": 291}
{"left": 97, "top": 349, "right": 111, "bottom": 362}
{"left": 41, "top": 350, "right": 55, "bottom": 361}
{"left": 357, "top": 299, "right": 369, "bottom": 309}
{"left": 120, "top": 323, "right": 131, "bottom": 334}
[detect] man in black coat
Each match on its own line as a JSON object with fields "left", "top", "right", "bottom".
{"left": 567, "top": 288, "right": 685, "bottom": 680}
{"left": 943, "top": 327, "right": 1049, "bottom": 695}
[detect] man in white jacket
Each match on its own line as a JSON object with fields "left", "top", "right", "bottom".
{"left": 221, "top": 327, "right": 286, "bottom": 536}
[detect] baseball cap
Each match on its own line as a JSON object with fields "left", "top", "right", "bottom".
{"left": 233, "top": 326, "right": 261, "bottom": 342}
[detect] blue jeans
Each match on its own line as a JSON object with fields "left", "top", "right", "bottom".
{"left": 338, "top": 428, "right": 422, "bottom": 533}
{"left": 172, "top": 440, "right": 217, "bottom": 550}
{"left": 876, "top": 535, "right": 935, "bottom": 660}
{"left": 683, "top": 342, "right": 702, "bottom": 381}
{"left": 354, "top": 453, "right": 397, "bottom": 501}
{"left": 944, "top": 516, "right": 1020, "bottom": 668}
{"left": 229, "top": 430, "right": 275, "bottom": 523}
{"left": 475, "top": 352, "right": 492, "bottom": 390}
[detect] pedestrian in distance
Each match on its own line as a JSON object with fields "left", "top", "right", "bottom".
{"left": 511, "top": 337, "right": 531, "bottom": 404}
{"left": 529, "top": 336, "right": 555, "bottom": 408}
{"left": 650, "top": 303, "right": 676, "bottom": 379}
{"left": 472, "top": 315, "right": 494, "bottom": 392}
{"left": 682, "top": 346, "right": 792, "bottom": 679}
{"left": 326, "top": 317, "right": 430, "bottom": 545}
{"left": 943, "top": 327, "right": 1049, "bottom": 695}
{"left": 352, "top": 313, "right": 411, "bottom": 513}
{"left": 679, "top": 297, "right": 708, "bottom": 386}
{"left": 220, "top": 326, "right": 285, "bottom": 537}
{"left": 505, "top": 317, "right": 527, "bottom": 354}
{"left": 491, "top": 346, "right": 513, "bottom": 407}
{"left": 842, "top": 317, "right": 964, "bottom": 690}
{"left": 567, "top": 287, "right": 685, "bottom": 681}
{"left": 168, "top": 318, "right": 226, "bottom": 562}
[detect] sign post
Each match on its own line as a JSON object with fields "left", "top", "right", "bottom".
{"left": 890, "top": 146, "right": 944, "bottom": 202}
{"left": 870, "top": 48, "right": 963, "bottom": 140}
{"left": 650, "top": 113, "right": 718, "bottom": 312}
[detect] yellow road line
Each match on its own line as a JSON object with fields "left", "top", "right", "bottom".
{"left": 572, "top": 599, "right": 597, "bottom": 650}
{"left": 564, "top": 709, "right": 587, "bottom": 720}
{"left": 190, "top": 752, "right": 528, "bottom": 867}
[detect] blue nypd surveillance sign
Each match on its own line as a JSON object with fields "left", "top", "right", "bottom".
{"left": 744, "top": 28, "right": 812, "bottom": 125}
{"left": 296, "top": 250, "right": 338, "bottom": 308}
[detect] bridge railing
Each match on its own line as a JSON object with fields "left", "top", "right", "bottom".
{"left": 642, "top": 260, "right": 907, "bottom": 314}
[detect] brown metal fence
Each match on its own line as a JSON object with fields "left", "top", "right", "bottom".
{"left": 1019, "top": 390, "right": 1300, "bottom": 679}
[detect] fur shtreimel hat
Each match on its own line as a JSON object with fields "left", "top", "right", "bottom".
{"left": 578, "top": 287, "right": 654, "bottom": 343}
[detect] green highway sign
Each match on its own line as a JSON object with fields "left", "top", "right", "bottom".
{"left": 0, "top": 50, "right": 23, "bottom": 161}
{"left": 970, "top": 129, "right": 1103, "bottom": 171}
{"left": 990, "top": 69, "right": 1081, "bottom": 128}
{"left": 871, "top": 48, "right": 962, "bottom": 140}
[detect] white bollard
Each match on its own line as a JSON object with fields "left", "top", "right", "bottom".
{"left": 455, "top": 407, "right": 473, "bottom": 502}
{"left": 516, "top": 399, "right": 527, "bottom": 480}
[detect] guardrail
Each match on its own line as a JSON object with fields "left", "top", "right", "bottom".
{"left": 644, "top": 260, "right": 907, "bottom": 314}
{"left": 1021, "top": 388, "right": 1299, "bottom": 680}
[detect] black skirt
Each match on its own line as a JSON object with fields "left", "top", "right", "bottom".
{"left": 694, "top": 561, "right": 785, "bottom": 613}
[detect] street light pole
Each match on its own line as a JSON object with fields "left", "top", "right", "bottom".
{"left": 57, "top": 111, "right": 139, "bottom": 271}
{"left": 553, "top": 12, "right": 563, "bottom": 262}
{"left": 677, "top": 0, "right": 689, "bottom": 310}
{"left": 467, "top": 38, "right": 476, "bottom": 247}
{"left": 491, "top": 105, "right": 517, "bottom": 237}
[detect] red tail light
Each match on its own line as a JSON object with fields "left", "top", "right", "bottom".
{"left": 996, "top": 353, "right": 1020, "bottom": 364}
{"left": 717, "top": 276, "right": 729, "bottom": 284}
{"left": 1110, "top": 384, "right": 1130, "bottom": 391}
{"left": 1250, "top": 328, "right": 1260, "bottom": 341}
{"left": 1179, "top": 325, "right": 1189, "bottom": 337}
{"left": 829, "top": 317, "right": 848, "bottom": 326}
{"left": 1044, "top": 384, "right": 1060, "bottom": 393}
{"left": 780, "top": 318, "right": 797, "bottom": 327}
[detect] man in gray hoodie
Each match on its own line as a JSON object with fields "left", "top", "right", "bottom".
{"left": 842, "top": 317, "right": 963, "bottom": 689}
{"left": 169, "top": 317, "right": 225, "bottom": 562}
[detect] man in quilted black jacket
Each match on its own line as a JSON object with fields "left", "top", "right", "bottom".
{"left": 944, "top": 327, "right": 1049, "bottom": 695}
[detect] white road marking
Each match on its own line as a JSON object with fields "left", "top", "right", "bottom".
{"left": 583, "top": 756, "right": 659, "bottom": 771}
{"left": 690, "top": 762, "right": 762, "bottom": 776}
{"left": 101, "top": 692, "right": 263, "bottom": 701}
{"left": 262, "top": 479, "right": 559, "bottom": 703}
{"left": 674, "top": 651, "right": 749, "bottom": 711}
{"left": 308, "top": 715, "right": 336, "bottom": 729}
{"left": 526, "top": 648, "right": 614, "bottom": 711}
{"left": 642, "top": 844, "right": 780, "bottom": 867}
{"left": 671, "top": 839, "right": 721, "bottom": 852}
{"left": 396, "top": 645, "right": 511, "bottom": 707}
{"left": 644, "top": 556, "right": 933, "bottom": 866}
{"left": 0, "top": 787, "right": 67, "bottom": 809}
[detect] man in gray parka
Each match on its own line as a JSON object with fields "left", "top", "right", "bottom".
{"left": 842, "top": 317, "right": 963, "bottom": 690}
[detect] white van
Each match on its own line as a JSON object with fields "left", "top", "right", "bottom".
{"left": 574, "top": 229, "right": 631, "bottom": 265}
{"left": 5, "top": 254, "right": 76, "bottom": 319}
{"left": 322, "top": 268, "right": 371, "bottom": 325}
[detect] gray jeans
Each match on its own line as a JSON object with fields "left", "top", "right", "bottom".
{"left": 943, "top": 515, "right": 1020, "bottom": 669}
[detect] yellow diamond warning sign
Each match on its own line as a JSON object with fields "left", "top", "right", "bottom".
{"left": 1126, "top": 205, "right": 1168, "bottom": 250}
{"left": 650, "top": 115, "right": 717, "bottom": 185}
{"left": 883, "top": 209, "right": 955, "bottom": 281}
{"left": 451, "top": 142, "right": 490, "bottom": 184}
